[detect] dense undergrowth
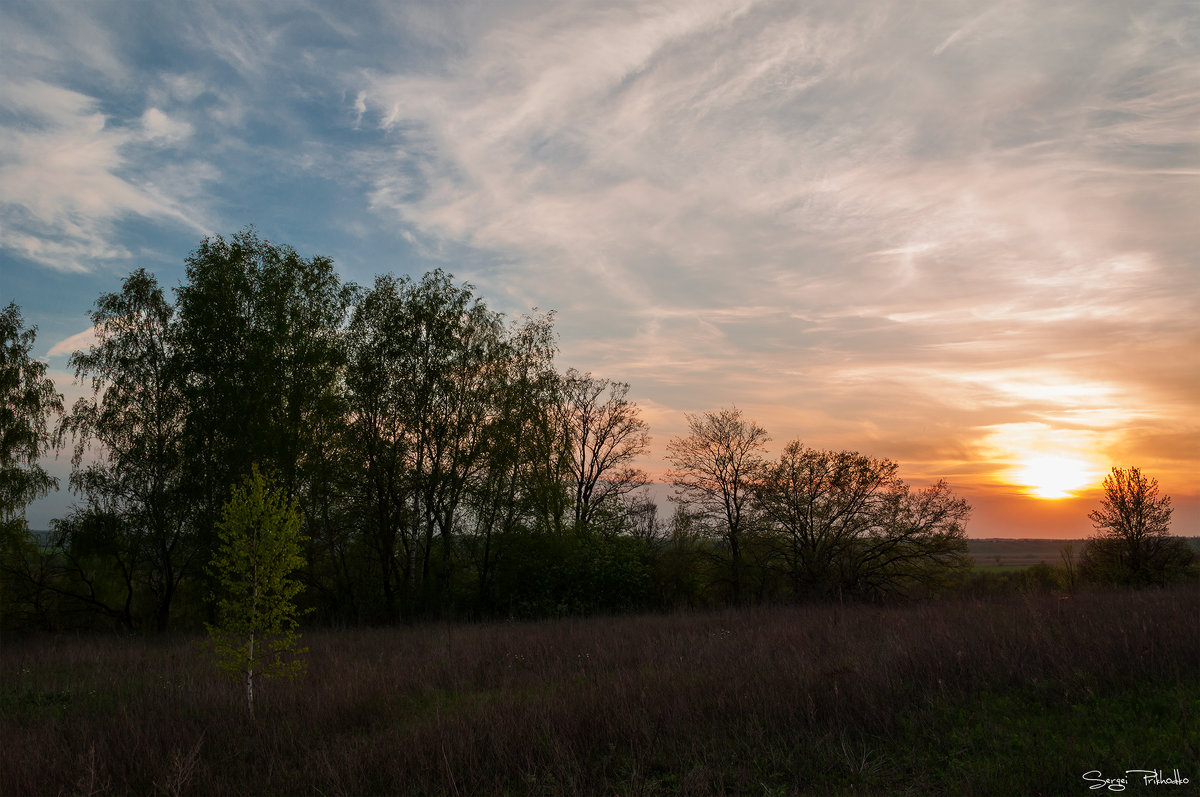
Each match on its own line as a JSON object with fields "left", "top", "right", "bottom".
{"left": 3, "top": 587, "right": 1198, "bottom": 795}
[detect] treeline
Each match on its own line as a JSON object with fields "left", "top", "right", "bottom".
{"left": 2, "top": 230, "right": 978, "bottom": 633}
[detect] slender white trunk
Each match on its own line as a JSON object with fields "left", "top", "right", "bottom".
{"left": 247, "top": 628, "right": 255, "bottom": 718}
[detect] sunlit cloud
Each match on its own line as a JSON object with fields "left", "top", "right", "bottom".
{"left": 976, "top": 423, "right": 1110, "bottom": 499}
{"left": 353, "top": 0, "right": 1199, "bottom": 512}
{"left": 1013, "top": 457, "right": 1100, "bottom": 500}
{"left": 47, "top": 326, "right": 99, "bottom": 358}
{"left": 2, "top": 0, "right": 1197, "bottom": 534}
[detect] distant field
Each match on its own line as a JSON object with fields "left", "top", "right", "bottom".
{"left": 968, "top": 537, "right": 1200, "bottom": 571}
{"left": 967, "top": 538, "right": 1086, "bottom": 570}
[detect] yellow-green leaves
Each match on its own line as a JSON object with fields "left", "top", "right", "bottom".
{"left": 207, "top": 466, "right": 306, "bottom": 716}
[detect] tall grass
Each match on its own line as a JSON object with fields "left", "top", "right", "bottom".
{"left": 3, "top": 588, "right": 1198, "bottom": 795}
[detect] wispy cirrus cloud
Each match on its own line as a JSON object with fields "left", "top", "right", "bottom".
{"left": 0, "top": 4, "right": 216, "bottom": 272}
{"left": 3, "top": 0, "right": 1197, "bottom": 532}
{"left": 0, "top": 79, "right": 213, "bottom": 272}
{"left": 355, "top": 0, "right": 1199, "bottom": 498}
{"left": 0, "top": 1, "right": 355, "bottom": 275}
{"left": 46, "top": 325, "right": 100, "bottom": 358}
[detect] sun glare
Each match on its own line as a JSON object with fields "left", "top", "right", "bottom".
{"left": 1013, "top": 456, "right": 1100, "bottom": 499}
{"left": 980, "top": 423, "right": 1109, "bottom": 500}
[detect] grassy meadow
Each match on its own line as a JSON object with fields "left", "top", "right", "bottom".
{"left": 3, "top": 586, "right": 1199, "bottom": 795}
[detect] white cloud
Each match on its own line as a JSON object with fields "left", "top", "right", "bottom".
{"left": 0, "top": 80, "right": 211, "bottom": 272}
{"left": 2, "top": 0, "right": 1196, "bottom": 516}
{"left": 0, "top": 5, "right": 126, "bottom": 86}
{"left": 47, "top": 326, "right": 99, "bottom": 358}
{"left": 140, "top": 108, "right": 194, "bottom": 144}
{"left": 356, "top": 0, "right": 1200, "bottom": 489}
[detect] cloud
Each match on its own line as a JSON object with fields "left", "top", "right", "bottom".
{"left": 0, "top": 1, "right": 422, "bottom": 275}
{"left": 0, "top": 5, "right": 126, "bottom": 86}
{"left": 140, "top": 108, "right": 194, "bottom": 144}
{"left": 0, "top": 2, "right": 289, "bottom": 274}
{"left": 360, "top": 1, "right": 1196, "bottom": 294}
{"left": 0, "top": 77, "right": 212, "bottom": 272}
{"left": 3, "top": 0, "right": 1196, "bottom": 524}
{"left": 47, "top": 326, "right": 99, "bottom": 358}
{"left": 355, "top": 0, "right": 1200, "bottom": 492}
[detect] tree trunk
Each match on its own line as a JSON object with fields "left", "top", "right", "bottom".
{"left": 246, "top": 627, "right": 255, "bottom": 719}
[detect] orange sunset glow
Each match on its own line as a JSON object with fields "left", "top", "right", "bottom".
{"left": 1010, "top": 456, "right": 1103, "bottom": 501}
{"left": 5, "top": 1, "right": 1199, "bottom": 540}
{"left": 7, "top": 7, "right": 1200, "bottom": 793}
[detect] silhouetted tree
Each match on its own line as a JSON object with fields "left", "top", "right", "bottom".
{"left": 469, "top": 311, "right": 565, "bottom": 610}
{"left": 1082, "top": 467, "right": 1194, "bottom": 585}
{"left": 1059, "top": 543, "right": 1078, "bottom": 592}
{"left": 666, "top": 407, "right": 768, "bottom": 603}
{"left": 623, "top": 490, "right": 662, "bottom": 542}
{"left": 175, "top": 229, "right": 352, "bottom": 606}
{"left": 755, "top": 442, "right": 890, "bottom": 598}
{"left": 654, "top": 505, "right": 707, "bottom": 608}
{"left": 57, "top": 270, "right": 192, "bottom": 631}
{"left": 562, "top": 370, "right": 650, "bottom": 534}
{"left": 754, "top": 441, "right": 970, "bottom": 600}
{"left": 0, "top": 303, "right": 62, "bottom": 527}
{"left": 842, "top": 478, "right": 972, "bottom": 599}
{"left": 397, "top": 270, "right": 507, "bottom": 611}
{"left": 343, "top": 274, "right": 418, "bottom": 620}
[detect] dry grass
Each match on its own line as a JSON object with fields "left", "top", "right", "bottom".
{"left": 3, "top": 588, "right": 1199, "bottom": 795}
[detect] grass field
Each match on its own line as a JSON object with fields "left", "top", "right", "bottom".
{"left": 967, "top": 537, "right": 1200, "bottom": 571}
{"left": 966, "top": 538, "right": 1085, "bottom": 570}
{"left": 3, "top": 586, "right": 1198, "bottom": 795}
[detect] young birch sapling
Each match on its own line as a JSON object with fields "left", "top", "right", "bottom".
{"left": 207, "top": 466, "right": 307, "bottom": 717}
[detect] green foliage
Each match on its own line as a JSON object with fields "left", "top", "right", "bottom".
{"left": 0, "top": 303, "right": 63, "bottom": 630}
{"left": 207, "top": 467, "right": 307, "bottom": 716}
{"left": 56, "top": 269, "right": 191, "bottom": 632}
{"left": 176, "top": 228, "right": 352, "bottom": 601}
{"left": 488, "top": 531, "right": 658, "bottom": 617}
{"left": 0, "top": 303, "right": 62, "bottom": 522}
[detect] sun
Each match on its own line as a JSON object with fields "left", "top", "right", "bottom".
{"left": 980, "top": 423, "right": 1109, "bottom": 500}
{"left": 1012, "top": 455, "right": 1100, "bottom": 499}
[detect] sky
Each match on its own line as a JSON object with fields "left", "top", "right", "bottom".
{"left": 3, "top": 1, "right": 1198, "bottom": 538}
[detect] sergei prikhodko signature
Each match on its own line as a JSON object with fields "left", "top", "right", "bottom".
{"left": 1083, "top": 769, "right": 1190, "bottom": 791}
